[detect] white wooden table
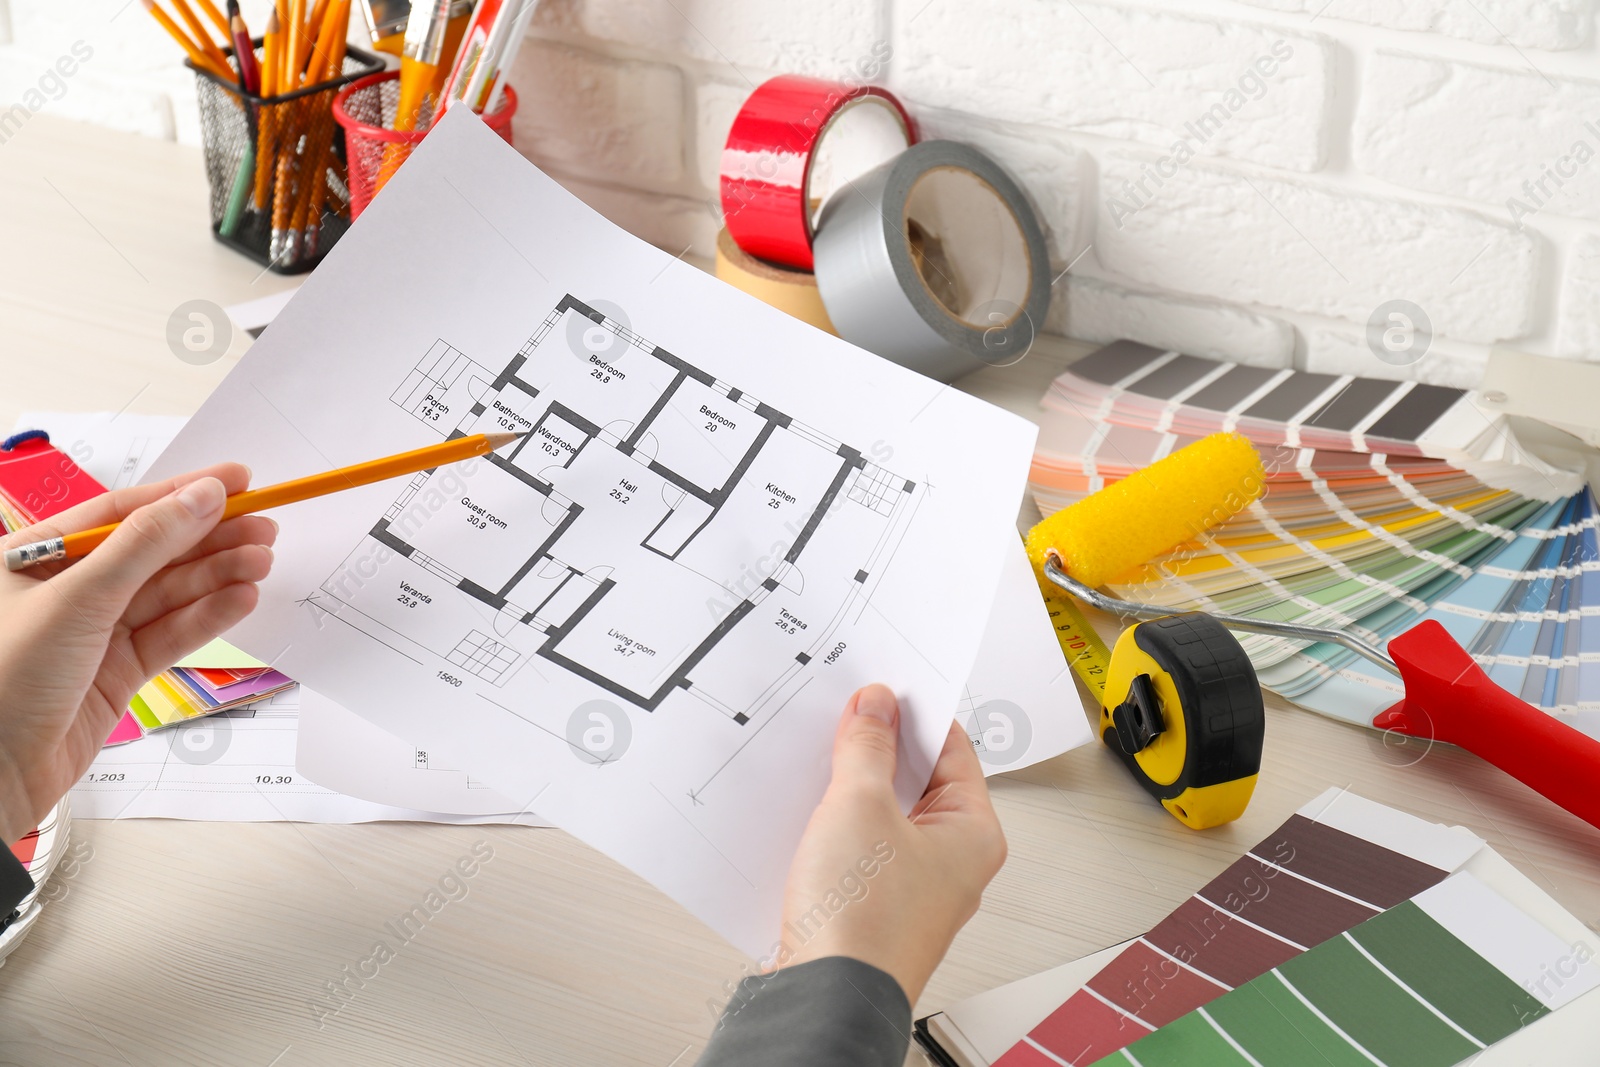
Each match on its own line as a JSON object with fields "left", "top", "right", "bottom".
{"left": 1, "top": 115, "right": 1597, "bottom": 1066}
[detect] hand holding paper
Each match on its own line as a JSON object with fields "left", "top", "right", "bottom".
{"left": 779, "top": 686, "right": 1006, "bottom": 1003}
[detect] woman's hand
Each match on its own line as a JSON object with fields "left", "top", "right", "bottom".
{"left": 779, "top": 685, "right": 1007, "bottom": 1003}
{"left": 0, "top": 464, "right": 276, "bottom": 843}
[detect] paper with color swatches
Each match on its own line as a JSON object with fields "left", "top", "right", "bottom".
{"left": 1030, "top": 341, "right": 1599, "bottom": 731}
{"left": 997, "top": 789, "right": 1483, "bottom": 1064}
{"left": 128, "top": 666, "right": 295, "bottom": 730}
{"left": 996, "top": 790, "right": 1598, "bottom": 1067}
{"left": 1094, "top": 873, "right": 1599, "bottom": 1067}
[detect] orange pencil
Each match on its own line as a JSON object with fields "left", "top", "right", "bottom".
{"left": 170, "top": 0, "right": 233, "bottom": 75}
{"left": 253, "top": 7, "right": 282, "bottom": 210}
{"left": 141, "top": 0, "right": 231, "bottom": 80}
{"left": 303, "top": 0, "right": 333, "bottom": 71}
{"left": 286, "top": 0, "right": 310, "bottom": 85}
{"left": 326, "top": 0, "right": 350, "bottom": 77}
{"left": 3, "top": 432, "right": 525, "bottom": 570}
{"left": 302, "top": 0, "right": 343, "bottom": 86}
{"left": 295, "top": 0, "right": 350, "bottom": 257}
{"left": 270, "top": 142, "right": 297, "bottom": 262}
{"left": 193, "top": 0, "right": 232, "bottom": 37}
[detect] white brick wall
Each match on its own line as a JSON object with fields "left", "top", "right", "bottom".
{"left": 507, "top": 38, "right": 686, "bottom": 186}
{"left": 1049, "top": 275, "right": 1295, "bottom": 367}
{"left": 1234, "top": 0, "right": 1592, "bottom": 50}
{"left": 1094, "top": 153, "right": 1539, "bottom": 344}
{"left": 893, "top": 3, "right": 1333, "bottom": 171}
{"left": 1354, "top": 52, "right": 1600, "bottom": 222}
{"left": 9, "top": 0, "right": 1600, "bottom": 387}
{"left": 1557, "top": 233, "right": 1600, "bottom": 358}
{"left": 536, "top": 0, "right": 888, "bottom": 81}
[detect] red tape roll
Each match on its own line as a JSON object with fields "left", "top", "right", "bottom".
{"left": 720, "top": 74, "right": 916, "bottom": 272}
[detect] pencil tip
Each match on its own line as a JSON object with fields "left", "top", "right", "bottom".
{"left": 481, "top": 431, "right": 525, "bottom": 450}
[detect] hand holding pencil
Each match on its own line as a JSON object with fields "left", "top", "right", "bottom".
{"left": 0, "top": 464, "right": 275, "bottom": 844}
{"left": 5, "top": 432, "right": 523, "bottom": 571}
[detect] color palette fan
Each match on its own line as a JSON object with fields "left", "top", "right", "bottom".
{"left": 1029, "top": 341, "right": 1598, "bottom": 735}
{"left": 128, "top": 665, "right": 295, "bottom": 731}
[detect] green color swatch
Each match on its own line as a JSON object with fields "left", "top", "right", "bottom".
{"left": 1096, "top": 1010, "right": 1249, "bottom": 1066}
{"left": 128, "top": 693, "right": 162, "bottom": 731}
{"left": 1350, "top": 901, "right": 1547, "bottom": 1044}
{"left": 1202, "top": 976, "right": 1374, "bottom": 1067}
{"left": 1277, "top": 934, "right": 1479, "bottom": 1066}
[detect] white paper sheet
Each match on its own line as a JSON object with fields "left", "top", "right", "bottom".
{"left": 14, "top": 411, "right": 185, "bottom": 490}
{"left": 960, "top": 540, "right": 1093, "bottom": 773}
{"left": 225, "top": 287, "right": 300, "bottom": 339}
{"left": 70, "top": 688, "right": 544, "bottom": 824}
{"left": 289, "top": 544, "right": 1091, "bottom": 817}
{"left": 295, "top": 688, "right": 530, "bottom": 815}
{"left": 145, "top": 109, "right": 1040, "bottom": 952}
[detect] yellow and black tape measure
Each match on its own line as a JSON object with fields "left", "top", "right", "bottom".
{"left": 1044, "top": 590, "right": 1264, "bottom": 829}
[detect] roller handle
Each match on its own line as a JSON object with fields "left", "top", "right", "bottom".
{"left": 1372, "top": 620, "right": 1600, "bottom": 830}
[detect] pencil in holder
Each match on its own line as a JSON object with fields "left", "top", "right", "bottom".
{"left": 333, "top": 71, "right": 518, "bottom": 222}
{"left": 189, "top": 42, "right": 384, "bottom": 274}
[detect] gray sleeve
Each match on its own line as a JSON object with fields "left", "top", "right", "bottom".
{"left": 696, "top": 956, "right": 911, "bottom": 1067}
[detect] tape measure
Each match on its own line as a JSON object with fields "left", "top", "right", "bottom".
{"left": 1043, "top": 589, "right": 1264, "bottom": 829}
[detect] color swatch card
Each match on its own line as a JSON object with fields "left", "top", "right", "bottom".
{"left": 0, "top": 431, "right": 104, "bottom": 533}
{"left": 997, "top": 790, "right": 1484, "bottom": 1066}
{"left": 918, "top": 820, "right": 1599, "bottom": 1067}
{"left": 1046, "top": 340, "right": 1582, "bottom": 501}
{"left": 12, "top": 411, "right": 184, "bottom": 493}
{"left": 1029, "top": 342, "right": 1600, "bottom": 734}
{"left": 1096, "top": 872, "right": 1600, "bottom": 1067}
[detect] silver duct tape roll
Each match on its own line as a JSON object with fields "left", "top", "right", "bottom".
{"left": 812, "top": 140, "right": 1051, "bottom": 383}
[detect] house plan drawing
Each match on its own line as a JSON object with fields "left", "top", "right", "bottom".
{"left": 320, "top": 296, "right": 918, "bottom": 728}
{"left": 147, "top": 111, "right": 1040, "bottom": 954}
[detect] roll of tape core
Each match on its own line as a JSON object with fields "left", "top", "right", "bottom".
{"left": 713, "top": 228, "right": 838, "bottom": 335}
{"left": 721, "top": 75, "right": 916, "bottom": 272}
{"left": 812, "top": 140, "right": 1052, "bottom": 383}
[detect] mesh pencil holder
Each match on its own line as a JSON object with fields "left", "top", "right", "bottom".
{"left": 189, "top": 42, "right": 384, "bottom": 274}
{"left": 333, "top": 71, "right": 518, "bottom": 221}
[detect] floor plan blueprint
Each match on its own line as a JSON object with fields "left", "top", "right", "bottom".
{"left": 147, "top": 111, "right": 1040, "bottom": 954}
{"left": 321, "top": 296, "right": 918, "bottom": 728}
